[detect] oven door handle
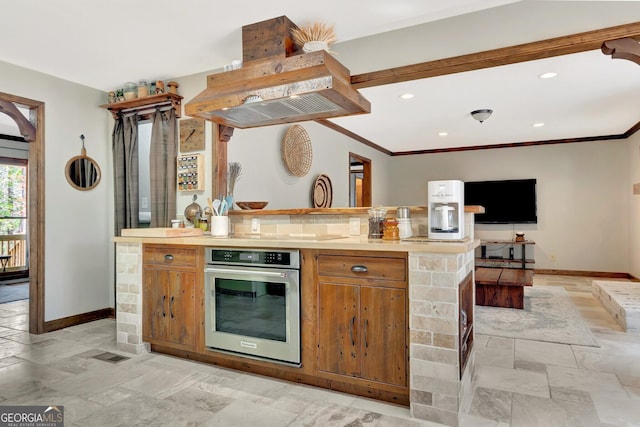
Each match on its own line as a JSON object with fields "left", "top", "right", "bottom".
{"left": 205, "top": 267, "right": 288, "bottom": 278}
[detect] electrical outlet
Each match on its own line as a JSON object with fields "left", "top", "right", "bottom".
{"left": 140, "top": 197, "right": 148, "bottom": 209}
{"left": 251, "top": 217, "right": 260, "bottom": 234}
{"left": 349, "top": 218, "right": 360, "bottom": 235}
{"left": 550, "top": 254, "right": 557, "bottom": 263}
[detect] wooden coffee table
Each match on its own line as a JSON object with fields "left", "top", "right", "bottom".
{"left": 475, "top": 267, "right": 533, "bottom": 309}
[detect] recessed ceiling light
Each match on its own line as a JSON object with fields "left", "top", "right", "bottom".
{"left": 438, "top": 132, "right": 448, "bottom": 137}
{"left": 399, "top": 93, "right": 414, "bottom": 99}
{"left": 532, "top": 122, "right": 545, "bottom": 127}
{"left": 539, "top": 72, "right": 557, "bottom": 79}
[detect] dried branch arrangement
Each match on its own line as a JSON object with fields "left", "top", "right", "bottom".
{"left": 227, "top": 162, "right": 242, "bottom": 196}
{"left": 291, "top": 22, "right": 337, "bottom": 50}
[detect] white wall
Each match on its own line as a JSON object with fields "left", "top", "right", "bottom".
{"left": 629, "top": 132, "right": 640, "bottom": 279}
{"left": 0, "top": 60, "right": 112, "bottom": 321}
{"left": 173, "top": 71, "right": 392, "bottom": 214}
{"left": 389, "top": 140, "right": 630, "bottom": 273}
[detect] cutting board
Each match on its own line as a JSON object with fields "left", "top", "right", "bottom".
{"left": 121, "top": 227, "right": 204, "bottom": 238}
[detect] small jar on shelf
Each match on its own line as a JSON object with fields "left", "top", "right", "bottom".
{"left": 123, "top": 82, "right": 137, "bottom": 100}
{"left": 137, "top": 81, "right": 149, "bottom": 98}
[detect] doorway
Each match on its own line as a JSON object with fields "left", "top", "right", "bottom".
{"left": 349, "top": 153, "right": 371, "bottom": 207}
{"left": 0, "top": 92, "right": 45, "bottom": 333}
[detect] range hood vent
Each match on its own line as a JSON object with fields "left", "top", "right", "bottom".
{"left": 216, "top": 93, "right": 342, "bottom": 126}
{"left": 185, "top": 16, "right": 370, "bottom": 128}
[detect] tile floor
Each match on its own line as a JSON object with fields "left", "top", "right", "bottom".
{"left": 0, "top": 275, "right": 638, "bottom": 426}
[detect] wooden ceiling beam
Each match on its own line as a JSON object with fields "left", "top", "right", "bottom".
{"left": 351, "top": 21, "right": 640, "bottom": 89}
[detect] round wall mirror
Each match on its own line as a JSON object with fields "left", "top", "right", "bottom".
{"left": 65, "top": 135, "right": 101, "bottom": 191}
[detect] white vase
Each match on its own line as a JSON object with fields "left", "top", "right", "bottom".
{"left": 303, "top": 41, "right": 329, "bottom": 53}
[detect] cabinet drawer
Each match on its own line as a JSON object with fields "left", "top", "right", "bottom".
{"left": 144, "top": 245, "right": 197, "bottom": 267}
{"left": 317, "top": 254, "right": 406, "bottom": 282}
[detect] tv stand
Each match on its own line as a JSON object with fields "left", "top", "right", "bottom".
{"left": 476, "top": 239, "right": 535, "bottom": 270}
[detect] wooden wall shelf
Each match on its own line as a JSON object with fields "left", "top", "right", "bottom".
{"left": 99, "top": 93, "right": 183, "bottom": 120}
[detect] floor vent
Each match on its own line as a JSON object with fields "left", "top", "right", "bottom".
{"left": 91, "top": 352, "right": 130, "bottom": 364}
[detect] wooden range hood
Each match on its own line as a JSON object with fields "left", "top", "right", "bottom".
{"left": 185, "top": 16, "right": 370, "bottom": 128}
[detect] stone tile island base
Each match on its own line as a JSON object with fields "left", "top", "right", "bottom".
{"left": 115, "top": 242, "right": 149, "bottom": 355}
{"left": 409, "top": 251, "right": 476, "bottom": 427}
{"left": 114, "top": 241, "right": 477, "bottom": 426}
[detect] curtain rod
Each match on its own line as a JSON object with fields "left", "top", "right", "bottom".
{"left": 121, "top": 102, "right": 174, "bottom": 118}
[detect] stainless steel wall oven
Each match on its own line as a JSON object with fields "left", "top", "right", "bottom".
{"left": 204, "top": 248, "right": 300, "bottom": 365}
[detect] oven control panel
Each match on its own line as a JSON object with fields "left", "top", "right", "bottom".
{"left": 207, "top": 248, "right": 300, "bottom": 269}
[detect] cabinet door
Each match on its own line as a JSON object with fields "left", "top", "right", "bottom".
{"left": 317, "top": 282, "right": 360, "bottom": 377}
{"left": 143, "top": 269, "right": 170, "bottom": 341}
{"left": 167, "top": 270, "right": 196, "bottom": 347}
{"left": 360, "top": 286, "right": 407, "bottom": 386}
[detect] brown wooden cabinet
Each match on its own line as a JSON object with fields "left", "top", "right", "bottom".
{"left": 142, "top": 244, "right": 200, "bottom": 350}
{"left": 316, "top": 251, "right": 408, "bottom": 389}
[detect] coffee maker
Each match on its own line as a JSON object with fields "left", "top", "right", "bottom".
{"left": 428, "top": 180, "right": 465, "bottom": 240}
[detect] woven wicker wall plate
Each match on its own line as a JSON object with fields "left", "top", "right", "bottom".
{"left": 282, "top": 125, "right": 312, "bottom": 177}
{"left": 312, "top": 174, "right": 333, "bottom": 208}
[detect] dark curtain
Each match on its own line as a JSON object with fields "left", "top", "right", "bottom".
{"left": 112, "top": 114, "right": 139, "bottom": 235}
{"left": 149, "top": 109, "right": 177, "bottom": 227}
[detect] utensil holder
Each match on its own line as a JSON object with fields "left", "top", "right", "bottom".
{"left": 211, "top": 216, "right": 229, "bottom": 237}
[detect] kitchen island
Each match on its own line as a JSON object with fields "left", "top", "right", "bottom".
{"left": 114, "top": 213, "right": 479, "bottom": 427}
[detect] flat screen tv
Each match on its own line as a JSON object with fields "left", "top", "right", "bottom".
{"left": 464, "top": 179, "right": 537, "bottom": 224}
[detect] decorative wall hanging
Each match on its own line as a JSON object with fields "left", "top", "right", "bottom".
{"left": 312, "top": 174, "right": 333, "bottom": 208}
{"left": 179, "top": 118, "right": 205, "bottom": 152}
{"left": 282, "top": 124, "right": 312, "bottom": 177}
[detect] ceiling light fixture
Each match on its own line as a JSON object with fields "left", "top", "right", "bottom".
{"left": 400, "top": 93, "right": 414, "bottom": 99}
{"left": 470, "top": 109, "right": 493, "bottom": 123}
{"left": 532, "top": 122, "right": 545, "bottom": 127}
{"left": 539, "top": 72, "right": 557, "bottom": 79}
{"left": 438, "top": 132, "right": 448, "bottom": 137}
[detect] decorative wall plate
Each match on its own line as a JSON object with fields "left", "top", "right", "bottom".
{"left": 282, "top": 125, "right": 312, "bottom": 177}
{"left": 312, "top": 174, "right": 332, "bottom": 208}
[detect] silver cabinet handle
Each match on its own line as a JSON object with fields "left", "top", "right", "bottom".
{"left": 351, "top": 265, "right": 368, "bottom": 273}
{"left": 204, "top": 267, "right": 287, "bottom": 278}
{"left": 164, "top": 254, "right": 174, "bottom": 261}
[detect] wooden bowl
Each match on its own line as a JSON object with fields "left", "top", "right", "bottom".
{"left": 235, "top": 201, "right": 269, "bottom": 210}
